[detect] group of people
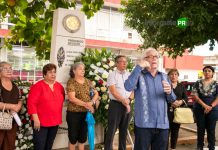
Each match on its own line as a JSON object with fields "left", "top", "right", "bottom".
{"left": 0, "top": 47, "right": 218, "bottom": 150}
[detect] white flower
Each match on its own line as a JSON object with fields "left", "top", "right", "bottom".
{"left": 103, "top": 64, "right": 109, "bottom": 69}
{"left": 109, "top": 61, "right": 115, "bottom": 67}
{"left": 102, "top": 73, "right": 108, "bottom": 79}
{"left": 25, "top": 124, "right": 29, "bottom": 128}
{"left": 15, "top": 147, "right": 20, "bottom": 150}
{"left": 18, "top": 134, "right": 23, "bottom": 139}
{"left": 22, "top": 96, "right": 26, "bottom": 100}
{"left": 89, "top": 71, "right": 94, "bottom": 75}
{"left": 92, "top": 81, "right": 96, "bottom": 86}
{"left": 102, "top": 58, "right": 107, "bottom": 62}
{"left": 21, "top": 144, "right": 27, "bottom": 149}
{"left": 109, "top": 70, "right": 113, "bottom": 73}
{"left": 105, "top": 104, "right": 109, "bottom": 109}
{"left": 113, "top": 67, "right": 117, "bottom": 71}
{"left": 96, "top": 87, "right": 100, "bottom": 91}
{"left": 90, "top": 64, "right": 96, "bottom": 69}
{"left": 94, "top": 69, "right": 98, "bottom": 74}
{"left": 102, "top": 94, "right": 108, "bottom": 101}
{"left": 96, "top": 62, "right": 101, "bottom": 66}
{"left": 100, "top": 87, "right": 107, "bottom": 92}
{"left": 102, "top": 81, "right": 107, "bottom": 86}
{"left": 28, "top": 135, "right": 33, "bottom": 140}
{"left": 23, "top": 89, "right": 28, "bottom": 94}
{"left": 94, "top": 76, "right": 100, "bottom": 81}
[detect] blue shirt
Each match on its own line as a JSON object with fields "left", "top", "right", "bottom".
{"left": 124, "top": 65, "right": 176, "bottom": 129}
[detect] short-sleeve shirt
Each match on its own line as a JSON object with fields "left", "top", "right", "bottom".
{"left": 107, "top": 70, "right": 131, "bottom": 100}
{"left": 0, "top": 81, "right": 20, "bottom": 104}
{"left": 66, "top": 78, "right": 92, "bottom": 112}
{"left": 192, "top": 80, "right": 218, "bottom": 110}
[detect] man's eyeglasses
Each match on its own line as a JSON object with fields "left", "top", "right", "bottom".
{"left": 144, "top": 55, "right": 160, "bottom": 59}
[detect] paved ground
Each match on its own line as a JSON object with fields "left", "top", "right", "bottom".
{"left": 56, "top": 123, "right": 218, "bottom": 150}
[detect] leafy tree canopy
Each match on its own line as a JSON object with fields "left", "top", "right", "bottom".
{"left": 121, "top": 0, "right": 218, "bottom": 58}
{"left": 0, "top": 0, "right": 104, "bottom": 59}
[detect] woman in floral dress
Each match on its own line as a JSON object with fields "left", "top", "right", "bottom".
{"left": 192, "top": 66, "right": 218, "bottom": 150}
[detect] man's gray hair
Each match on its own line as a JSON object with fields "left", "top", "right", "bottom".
{"left": 143, "top": 47, "right": 159, "bottom": 58}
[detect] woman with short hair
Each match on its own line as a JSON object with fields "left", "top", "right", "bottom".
{"left": 27, "top": 63, "right": 65, "bottom": 150}
{"left": 167, "top": 69, "right": 188, "bottom": 150}
{"left": 66, "top": 62, "right": 99, "bottom": 150}
{"left": 0, "top": 61, "right": 23, "bottom": 150}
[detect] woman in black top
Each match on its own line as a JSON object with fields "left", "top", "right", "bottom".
{"left": 0, "top": 61, "right": 22, "bottom": 150}
{"left": 192, "top": 66, "right": 218, "bottom": 150}
{"left": 167, "top": 69, "right": 188, "bottom": 150}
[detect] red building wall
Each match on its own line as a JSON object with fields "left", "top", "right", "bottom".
{"left": 163, "top": 55, "right": 203, "bottom": 70}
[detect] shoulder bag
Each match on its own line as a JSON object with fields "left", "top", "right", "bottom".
{"left": 0, "top": 87, "right": 13, "bottom": 130}
{"left": 173, "top": 100, "right": 194, "bottom": 124}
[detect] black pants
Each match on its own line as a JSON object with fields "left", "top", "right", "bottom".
{"left": 32, "top": 123, "right": 58, "bottom": 150}
{"left": 167, "top": 109, "right": 181, "bottom": 149}
{"left": 104, "top": 100, "right": 131, "bottom": 150}
{"left": 194, "top": 108, "right": 218, "bottom": 150}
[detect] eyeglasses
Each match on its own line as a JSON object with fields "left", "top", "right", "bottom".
{"left": 144, "top": 55, "right": 160, "bottom": 59}
{"left": 1, "top": 68, "right": 13, "bottom": 72}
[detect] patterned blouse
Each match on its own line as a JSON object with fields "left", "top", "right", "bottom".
{"left": 66, "top": 78, "right": 92, "bottom": 112}
{"left": 192, "top": 80, "right": 218, "bottom": 110}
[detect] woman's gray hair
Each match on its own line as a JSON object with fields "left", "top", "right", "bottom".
{"left": 69, "top": 62, "right": 85, "bottom": 78}
{"left": 0, "top": 61, "right": 11, "bottom": 72}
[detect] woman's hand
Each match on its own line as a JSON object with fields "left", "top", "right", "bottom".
{"left": 32, "top": 114, "right": 40, "bottom": 131}
{"left": 204, "top": 104, "right": 212, "bottom": 114}
{"left": 85, "top": 102, "right": 95, "bottom": 113}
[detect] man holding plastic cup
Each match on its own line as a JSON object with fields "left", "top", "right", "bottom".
{"left": 125, "top": 47, "right": 177, "bottom": 150}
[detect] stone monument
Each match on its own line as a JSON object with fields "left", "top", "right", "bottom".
{"left": 50, "top": 8, "right": 85, "bottom": 149}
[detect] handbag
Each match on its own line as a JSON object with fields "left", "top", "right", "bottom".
{"left": 0, "top": 87, "right": 13, "bottom": 130}
{"left": 0, "top": 105, "right": 13, "bottom": 130}
{"left": 173, "top": 100, "right": 195, "bottom": 124}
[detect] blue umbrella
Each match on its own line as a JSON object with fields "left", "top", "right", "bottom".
{"left": 85, "top": 111, "right": 96, "bottom": 150}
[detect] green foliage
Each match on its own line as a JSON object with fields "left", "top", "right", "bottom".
{"left": 121, "top": 0, "right": 218, "bottom": 58}
{"left": 0, "top": 0, "right": 104, "bottom": 60}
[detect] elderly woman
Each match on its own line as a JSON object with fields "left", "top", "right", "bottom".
{"left": 66, "top": 62, "right": 99, "bottom": 150}
{"left": 0, "top": 61, "right": 22, "bottom": 150}
{"left": 27, "top": 63, "right": 65, "bottom": 150}
{"left": 167, "top": 69, "right": 188, "bottom": 150}
{"left": 192, "top": 66, "right": 218, "bottom": 150}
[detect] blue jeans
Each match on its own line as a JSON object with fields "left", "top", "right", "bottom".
{"left": 194, "top": 108, "right": 218, "bottom": 150}
{"left": 134, "top": 125, "right": 169, "bottom": 150}
{"left": 32, "top": 124, "right": 58, "bottom": 150}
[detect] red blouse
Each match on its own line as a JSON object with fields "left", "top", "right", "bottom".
{"left": 27, "top": 80, "right": 65, "bottom": 127}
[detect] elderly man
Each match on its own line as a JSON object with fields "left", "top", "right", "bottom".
{"left": 125, "top": 47, "right": 177, "bottom": 150}
{"left": 104, "top": 55, "right": 134, "bottom": 150}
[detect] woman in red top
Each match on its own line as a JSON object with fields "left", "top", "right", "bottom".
{"left": 0, "top": 61, "right": 22, "bottom": 150}
{"left": 27, "top": 63, "right": 65, "bottom": 150}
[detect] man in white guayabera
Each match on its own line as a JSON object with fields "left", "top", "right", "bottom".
{"left": 125, "top": 47, "right": 177, "bottom": 150}
{"left": 104, "top": 55, "right": 134, "bottom": 150}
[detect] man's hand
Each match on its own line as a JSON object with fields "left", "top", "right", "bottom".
{"left": 162, "top": 81, "right": 171, "bottom": 94}
{"left": 138, "top": 59, "right": 150, "bottom": 68}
